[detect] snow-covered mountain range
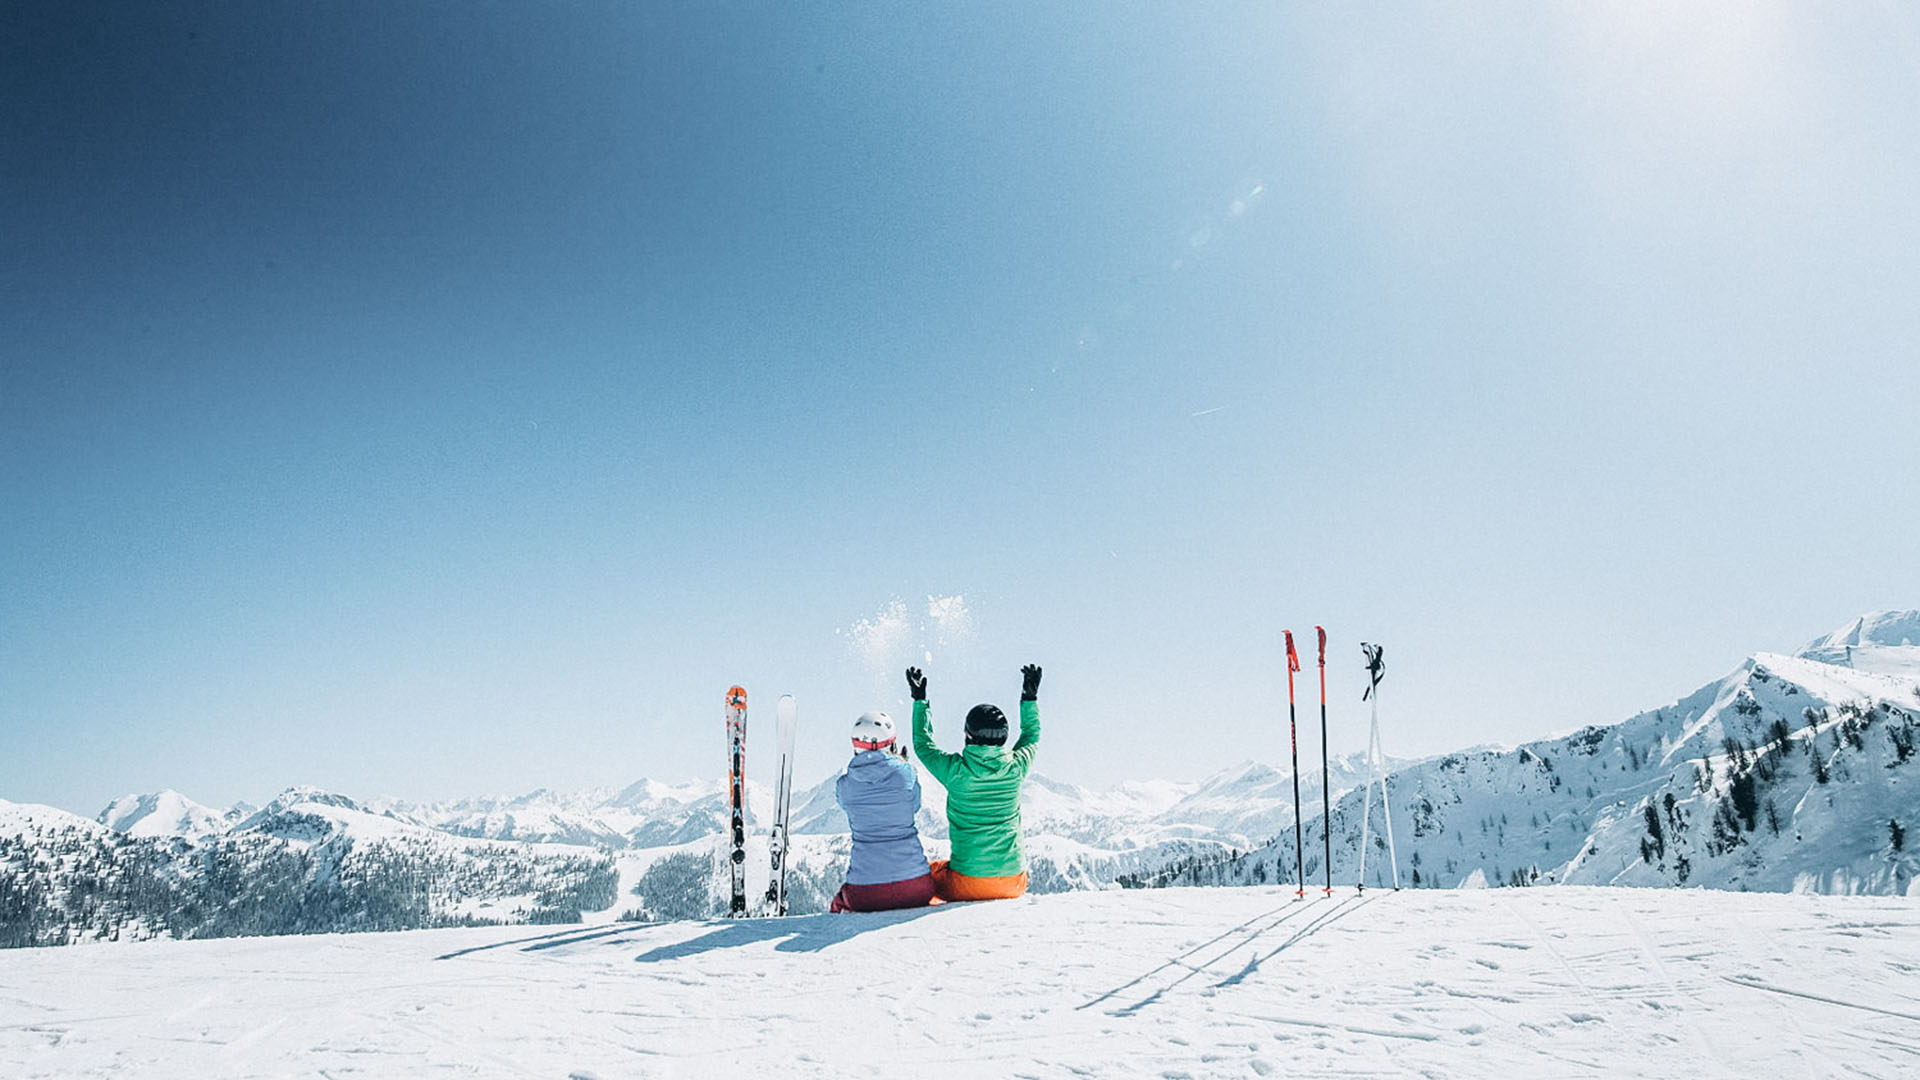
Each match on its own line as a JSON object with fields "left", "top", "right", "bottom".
{"left": 0, "top": 789, "right": 616, "bottom": 948}
{"left": 356, "top": 752, "right": 1387, "bottom": 855}
{"left": 1160, "top": 610, "right": 1920, "bottom": 897}
{"left": 25, "top": 751, "right": 1386, "bottom": 931}
{"left": 7, "top": 610, "right": 1915, "bottom": 948}
{"left": 3, "top": 750, "right": 1381, "bottom": 944}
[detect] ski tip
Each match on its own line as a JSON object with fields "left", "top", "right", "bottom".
{"left": 727, "top": 685, "right": 747, "bottom": 707}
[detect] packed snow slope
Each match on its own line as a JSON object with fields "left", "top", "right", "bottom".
{"left": 1165, "top": 612, "right": 1920, "bottom": 896}
{"left": 1, "top": 885, "right": 1914, "bottom": 1079}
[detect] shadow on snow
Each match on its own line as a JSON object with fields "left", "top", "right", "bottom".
{"left": 435, "top": 908, "right": 948, "bottom": 964}
{"left": 435, "top": 923, "right": 637, "bottom": 962}
{"left": 634, "top": 907, "right": 946, "bottom": 963}
{"left": 1079, "top": 892, "right": 1379, "bottom": 1015}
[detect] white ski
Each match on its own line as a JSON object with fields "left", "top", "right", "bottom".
{"left": 764, "top": 694, "right": 798, "bottom": 916}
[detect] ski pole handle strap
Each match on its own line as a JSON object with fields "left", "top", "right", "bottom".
{"left": 1284, "top": 631, "right": 1300, "bottom": 673}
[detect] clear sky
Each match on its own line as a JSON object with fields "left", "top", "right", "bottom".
{"left": 4, "top": 3, "right": 1918, "bottom": 816}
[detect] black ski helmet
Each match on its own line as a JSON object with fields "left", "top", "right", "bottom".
{"left": 964, "top": 703, "right": 1008, "bottom": 746}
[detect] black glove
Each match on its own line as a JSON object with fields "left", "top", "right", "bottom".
{"left": 906, "top": 667, "right": 927, "bottom": 701}
{"left": 1021, "top": 664, "right": 1042, "bottom": 702}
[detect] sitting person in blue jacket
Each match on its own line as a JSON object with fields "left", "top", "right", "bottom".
{"left": 830, "top": 711, "right": 937, "bottom": 912}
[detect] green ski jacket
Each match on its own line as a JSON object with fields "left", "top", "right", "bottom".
{"left": 911, "top": 699, "right": 1040, "bottom": 878}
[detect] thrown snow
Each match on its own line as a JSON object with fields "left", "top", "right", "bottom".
{"left": 2, "top": 886, "right": 1914, "bottom": 1078}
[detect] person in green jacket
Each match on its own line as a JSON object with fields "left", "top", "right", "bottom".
{"left": 907, "top": 663, "right": 1041, "bottom": 901}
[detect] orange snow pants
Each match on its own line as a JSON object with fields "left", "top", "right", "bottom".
{"left": 929, "top": 860, "right": 1028, "bottom": 902}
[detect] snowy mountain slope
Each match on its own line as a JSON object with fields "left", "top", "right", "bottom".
{"left": 372, "top": 777, "right": 730, "bottom": 848}
{"left": 75, "top": 740, "right": 1387, "bottom": 921}
{"left": 1, "top": 790, "right": 618, "bottom": 948}
{"left": 1169, "top": 615, "right": 1920, "bottom": 897}
{"left": 96, "top": 790, "right": 229, "bottom": 839}
{"left": 2, "top": 885, "right": 1913, "bottom": 1079}
{"left": 38, "top": 760, "right": 1319, "bottom": 937}
{"left": 344, "top": 754, "right": 1374, "bottom": 908}
{"left": 1799, "top": 607, "right": 1920, "bottom": 677}
{"left": 357, "top": 748, "right": 1384, "bottom": 856}
{"left": 3, "top": 799, "right": 112, "bottom": 839}
{"left": 1802, "top": 608, "right": 1920, "bottom": 654}
{"left": 1152, "top": 753, "right": 1394, "bottom": 845}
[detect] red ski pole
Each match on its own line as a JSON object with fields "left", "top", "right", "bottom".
{"left": 1284, "top": 631, "right": 1304, "bottom": 900}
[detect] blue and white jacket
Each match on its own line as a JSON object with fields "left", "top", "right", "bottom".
{"left": 836, "top": 750, "right": 932, "bottom": 886}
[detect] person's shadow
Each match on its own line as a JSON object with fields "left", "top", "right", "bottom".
{"left": 634, "top": 907, "right": 945, "bottom": 964}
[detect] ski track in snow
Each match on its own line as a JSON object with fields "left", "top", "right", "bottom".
{"left": 1, "top": 886, "right": 1916, "bottom": 1078}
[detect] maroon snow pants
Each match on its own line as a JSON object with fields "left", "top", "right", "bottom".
{"left": 829, "top": 873, "right": 939, "bottom": 913}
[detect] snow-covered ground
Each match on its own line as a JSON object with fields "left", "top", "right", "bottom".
{"left": 2, "top": 886, "right": 1914, "bottom": 1078}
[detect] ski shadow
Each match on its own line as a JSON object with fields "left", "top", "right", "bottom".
{"left": 1210, "top": 892, "right": 1376, "bottom": 989}
{"left": 1077, "top": 892, "right": 1379, "bottom": 1016}
{"left": 436, "top": 923, "right": 639, "bottom": 961}
{"left": 635, "top": 907, "right": 944, "bottom": 964}
{"left": 1075, "top": 896, "right": 1314, "bottom": 1012}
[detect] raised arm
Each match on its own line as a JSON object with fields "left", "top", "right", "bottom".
{"left": 906, "top": 667, "right": 959, "bottom": 786}
{"left": 1011, "top": 664, "right": 1042, "bottom": 772}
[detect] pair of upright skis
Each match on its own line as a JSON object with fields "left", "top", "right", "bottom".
{"left": 724, "top": 686, "right": 798, "bottom": 918}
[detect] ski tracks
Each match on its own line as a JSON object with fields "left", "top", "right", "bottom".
{"left": 1618, "top": 903, "right": 1735, "bottom": 1074}
{"left": 1721, "top": 974, "right": 1920, "bottom": 1023}
{"left": 8, "top": 888, "right": 1919, "bottom": 1079}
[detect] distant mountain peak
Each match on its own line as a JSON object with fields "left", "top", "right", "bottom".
{"left": 1204, "top": 760, "right": 1282, "bottom": 789}
{"left": 1024, "top": 773, "right": 1085, "bottom": 798}
{"left": 1797, "top": 610, "right": 1920, "bottom": 677}
{"left": 97, "top": 789, "right": 226, "bottom": 838}
{"left": 230, "top": 787, "right": 369, "bottom": 832}
{"left": 1801, "top": 610, "right": 1920, "bottom": 655}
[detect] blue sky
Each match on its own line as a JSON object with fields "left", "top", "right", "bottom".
{"left": 5, "top": 3, "right": 1918, "bottom": 814}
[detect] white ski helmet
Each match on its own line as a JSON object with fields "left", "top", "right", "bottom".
{"left": 850, "top": 711, "right": 896, "bottom": 751}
